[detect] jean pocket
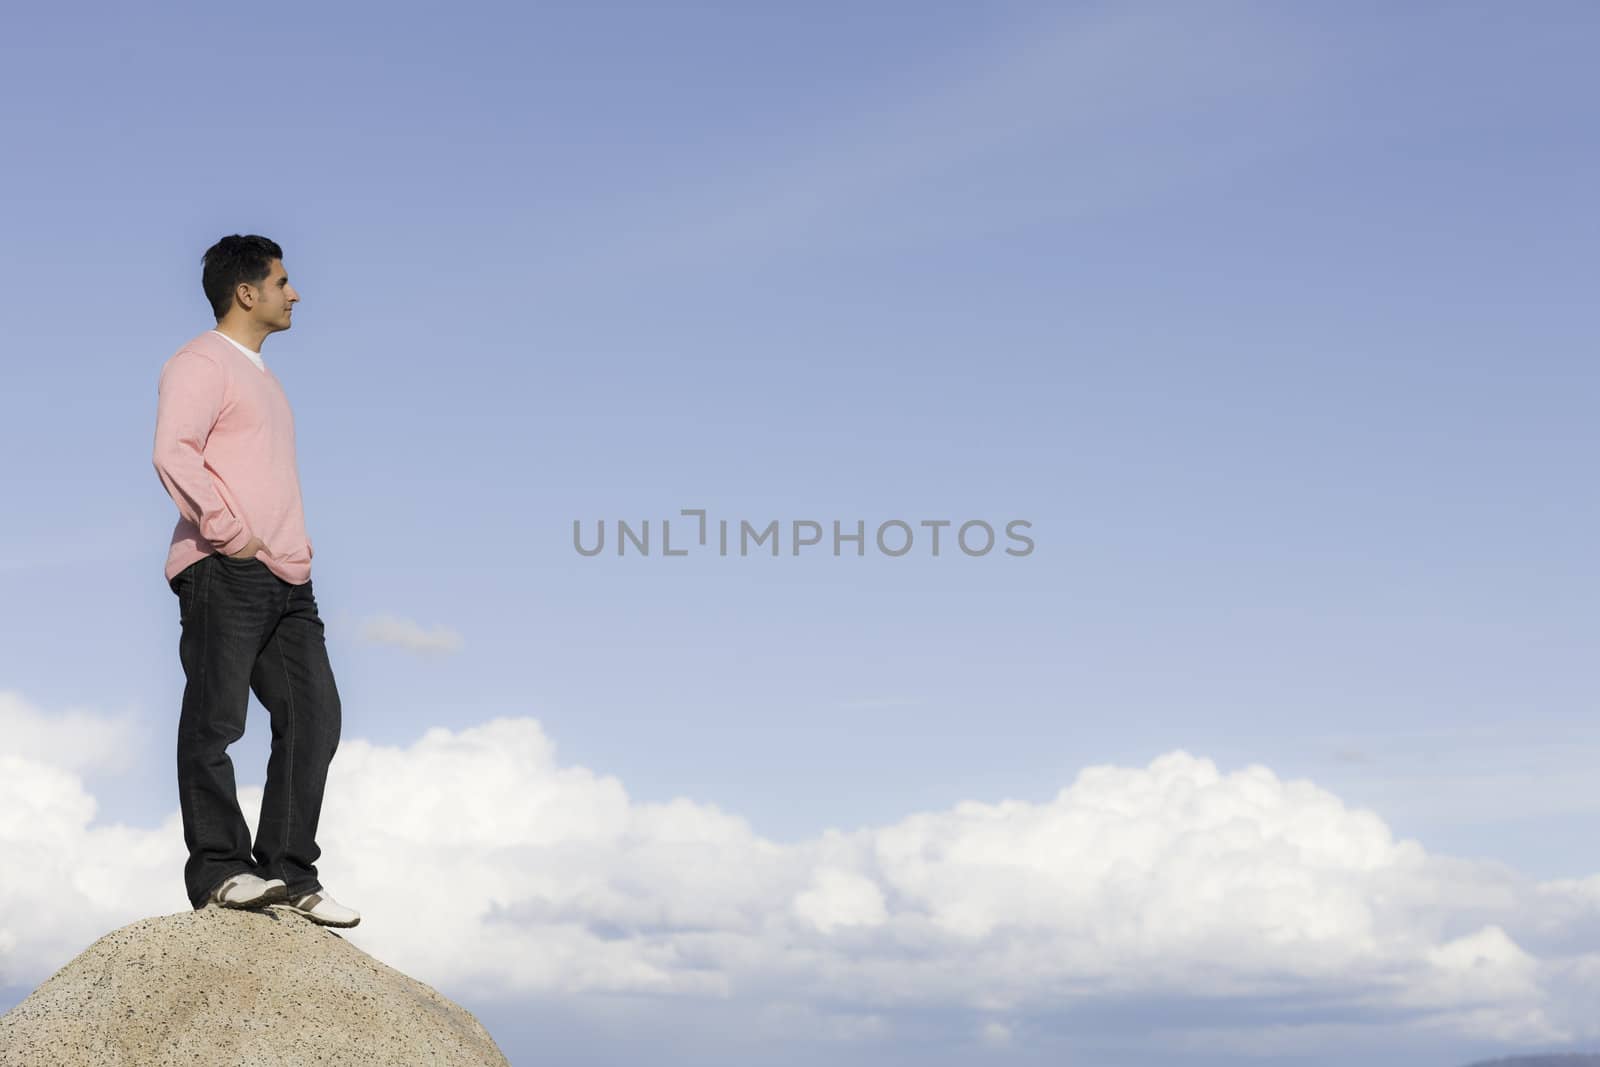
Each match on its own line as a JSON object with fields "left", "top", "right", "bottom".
{"left": 173, "top": 571, "right": 194, "bottom": 624}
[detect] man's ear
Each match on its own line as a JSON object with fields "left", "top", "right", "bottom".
{"left": 235, "top": 282, "right": 254, "bottom": 310}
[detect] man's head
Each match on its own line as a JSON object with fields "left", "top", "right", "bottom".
{"left": 201, "top": 234, "right": 298, "bottom": 333}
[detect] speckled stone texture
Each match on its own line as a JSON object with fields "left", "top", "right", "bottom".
{"left": 0, "top": 905, "right": 512, "bottom": 1066}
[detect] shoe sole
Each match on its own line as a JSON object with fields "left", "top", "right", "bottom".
{"left": 212, "top": 881, "right": 293, "bottom": 910}
{"left": 266, "top": 901, "right": 361, "bottom": 928}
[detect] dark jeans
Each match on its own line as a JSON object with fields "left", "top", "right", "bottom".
{"left": 169, "top": 553, "right": 342, "bottom": 910}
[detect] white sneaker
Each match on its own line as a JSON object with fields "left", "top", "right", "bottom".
{"left": 272, "top": 888, "right": 361, "bottom": 928}
{"left": 208, "top": 872, "right": 291, "bottom": 909}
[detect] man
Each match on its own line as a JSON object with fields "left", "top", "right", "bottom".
{"left": 152, "top": 234, "right": 358, "bottom": 928}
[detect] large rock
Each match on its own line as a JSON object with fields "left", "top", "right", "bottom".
{"left": 0, "top": 905, "right": 511, "bottom": 1065}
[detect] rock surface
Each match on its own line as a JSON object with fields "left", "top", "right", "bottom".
{"left": 0, "top": 905, "right": 511, "bottom": 1066}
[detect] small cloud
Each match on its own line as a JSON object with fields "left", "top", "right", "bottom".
{"left": 980, "top": 1020, "right": 1013, "bottom": 1046}
{"left": 354, "top": 613, "right": 464, "bottom": 656}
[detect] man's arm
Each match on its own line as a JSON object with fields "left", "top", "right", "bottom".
{"left": 152, "top": 351, "right": 254, "bottom": 556}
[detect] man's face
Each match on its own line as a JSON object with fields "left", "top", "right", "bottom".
{"left": 243, "top": 258, "right": 299, "bottom": 331}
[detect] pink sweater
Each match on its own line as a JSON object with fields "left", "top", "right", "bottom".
{"left": 152, "top": 329, "right": 314, "bottom": 585}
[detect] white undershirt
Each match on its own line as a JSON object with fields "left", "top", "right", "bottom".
{"left": 211, "top": 329, "right": 266, "bottom": 372}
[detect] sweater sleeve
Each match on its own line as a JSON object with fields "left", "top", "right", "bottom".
{"left": 152, "top": 351, "right": 253, "bottom": 556}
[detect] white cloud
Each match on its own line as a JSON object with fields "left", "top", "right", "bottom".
{"left": 792, "top": 867, "right": 889, "bottom": 934}
{"left": 3, "top": 696, "right": 1599, "bottom": 1059}
{"left": 0, "top": 752, "right": 188, "bottom": 984}
{"left": 352, "top": 613, "right": 464, "bottom": 655}
{"left": 0, "top": 689, "right": 142, "bottom": 775}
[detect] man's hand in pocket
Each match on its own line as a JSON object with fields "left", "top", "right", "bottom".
{"left": 227, "top": 536, "right": 266, "bottom": 560}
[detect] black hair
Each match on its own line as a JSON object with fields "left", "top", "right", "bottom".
{"left": 200, "top": 234, "right": 284, "bottom": 320}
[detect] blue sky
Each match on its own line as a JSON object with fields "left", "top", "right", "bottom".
{"left": 0, "top": 2, "right": 1596, "bottom": 1064}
